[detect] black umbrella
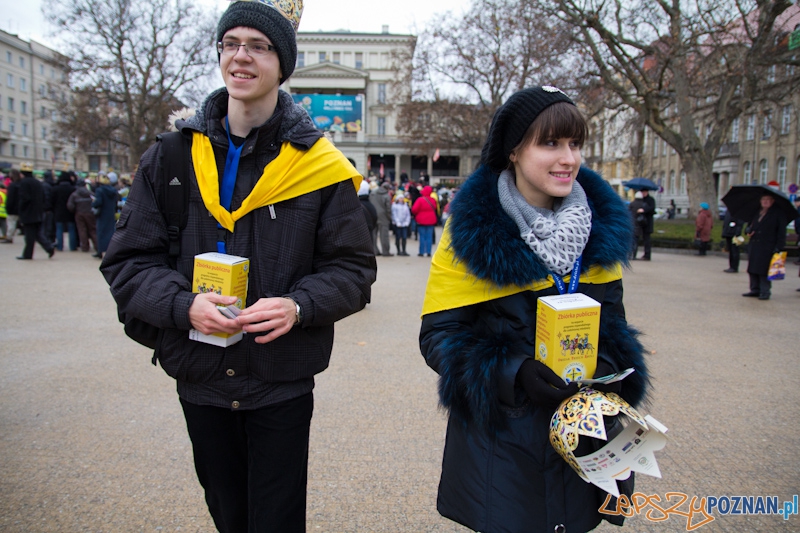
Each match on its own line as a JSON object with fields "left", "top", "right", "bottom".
{"left": 721, "top": 185, "right": 798, "bottom": 223}
{"left": 622, "top": 177, "right": 659, "bottom": 191}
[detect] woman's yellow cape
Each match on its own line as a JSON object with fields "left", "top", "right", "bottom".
{"left": 421, "top": 221, "right": 623, "bottom": 317}
{"left": 192, "top": 134, "right": 361, "bottom": 232}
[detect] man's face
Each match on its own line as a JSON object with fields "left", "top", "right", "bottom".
{"left": 220, "top": 27, "right": 282, "bottom": 107}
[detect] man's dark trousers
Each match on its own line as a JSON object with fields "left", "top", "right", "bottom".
{"left": 181, "top": 393, "right": 313, "bottom": 533}
{"left": 21, "top": 223, "right": 54, "bottom": 259}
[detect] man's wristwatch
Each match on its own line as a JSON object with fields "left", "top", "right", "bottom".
{"left": 288, "top": 298, "right": 302, "bottom": 325}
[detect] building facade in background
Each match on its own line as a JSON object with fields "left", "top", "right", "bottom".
{"left": 0, "top": 29, "right": 75, "bottom": 174}
{"left": 638, "top": 91, "right": 800, "bottom": 216}
{"left": 286, "top": 27, "right": 480, "bottom": 183}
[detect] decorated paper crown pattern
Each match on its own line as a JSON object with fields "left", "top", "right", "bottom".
{"left": 231, "top": 0, "right": 304, "bottom": 31}
{"left": 20, "top": 162, "right": 34, "bottom": 172}
{"left": 549, "top": 388, "right": 647, "bottom": 481}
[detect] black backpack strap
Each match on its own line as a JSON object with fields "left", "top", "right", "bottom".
{"left": 156, "top": 131, "right": 191, "bottom": 269}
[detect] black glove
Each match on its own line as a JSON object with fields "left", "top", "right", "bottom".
{"left": 517, "top": 359, "right": 579, "bottom": 409}
{"left": 590, "top": 360, "right": 622, "bottom": 394}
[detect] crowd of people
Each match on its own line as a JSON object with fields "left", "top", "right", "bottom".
{"left": 0, "top": 166, "right": 130, "bottom": 260}
{"left": 357, "top": 175, "right": 455, "bottom": 258}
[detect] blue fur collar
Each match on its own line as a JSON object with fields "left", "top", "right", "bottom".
{"left": 448, "top": 165, "right": 633, "bottom": 287}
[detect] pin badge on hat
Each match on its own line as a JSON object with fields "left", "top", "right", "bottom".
{"left": 542, "top": 85, "right": 567, "bottom": 95}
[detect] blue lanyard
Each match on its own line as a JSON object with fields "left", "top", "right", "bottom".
{"left": 551, "top": 256, "right": 583, "bottom": 295}
{"left": 218, "top": 116, "right": 243, "bottom": 253}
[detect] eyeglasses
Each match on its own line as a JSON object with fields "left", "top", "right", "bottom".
{"left": 217, "top": 41, "right": 276, "bottom": 57}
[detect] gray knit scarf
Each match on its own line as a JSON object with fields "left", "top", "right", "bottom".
{"left": 497, "top": 170, "right": 592, "bottom": 276}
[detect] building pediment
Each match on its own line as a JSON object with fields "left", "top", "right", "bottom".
{"left": 293, "top": 62, "right": 368, "bottom": 79}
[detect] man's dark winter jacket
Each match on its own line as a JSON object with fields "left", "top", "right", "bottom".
{"left": 18, "top": 175, "right": 46, "bottom": 225}
{"left": 53, "top": 177, "right": 76, "bottom": 223}
{"left": 67, "top": 186, "right": 94, "bottom": 215}
{"left": 101, "top": 89, "right": 376, "bottom": 409}
{"left": 420, "top": 165, "right": 650, "bottom": 533}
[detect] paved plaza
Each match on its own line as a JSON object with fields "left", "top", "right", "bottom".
{"left": 1, "top": 233, "right": 798, "bottom": 532}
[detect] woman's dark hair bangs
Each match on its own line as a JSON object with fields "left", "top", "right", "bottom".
{"left": 522, "top": 103, "right": 588, "bottom": 148}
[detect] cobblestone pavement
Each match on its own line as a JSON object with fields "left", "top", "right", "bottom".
{"left": 1, "top": 234, "right": 798, "bottom": 532}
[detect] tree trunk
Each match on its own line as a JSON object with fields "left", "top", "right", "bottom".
{"left": 682, "top": 152, "right": 718, "bottom": 220}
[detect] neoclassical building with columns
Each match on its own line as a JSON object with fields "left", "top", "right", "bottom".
{"left": 285, "top": 27, "right": 480, "bottom": 183}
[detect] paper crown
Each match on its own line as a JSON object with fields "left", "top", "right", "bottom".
{"left": 549, "top": 388, "right": 667, "bottom": 497}
{"left": 20, "top": 162, "right": 34, "bottom": 172}
{"left": 231, "top": 0, "right": 303, "bottom": 32}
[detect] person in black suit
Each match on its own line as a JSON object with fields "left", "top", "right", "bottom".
{"left": 17, "top": 167, "right": 55, "bottom": 260}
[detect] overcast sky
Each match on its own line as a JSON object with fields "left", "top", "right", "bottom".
{"left": 2, "top": 0, "right": 472, "bottom": 49}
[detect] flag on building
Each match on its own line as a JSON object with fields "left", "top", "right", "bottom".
{"left": 433, "top": 148, "right": 440, "bottom": 162}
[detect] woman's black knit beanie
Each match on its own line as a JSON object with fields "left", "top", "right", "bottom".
{"left": 480, "top": 86, "right": 576, "bottom": 173}
{"left": 217, "top": 1, "right": 298, "bottom": 84}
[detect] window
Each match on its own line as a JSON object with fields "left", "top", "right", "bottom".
{"left": 377, "top": 116, "right": 386, "bottom": 136}
{"left": 355, "top": 52, "right": 363, "bottom": 70}
{"left": 22, "top": 122, "right": 27, "bottom": 136}
{"left": 653, "top": 136, "right": 659, "bottom": 157}
{"left": 7, "top": 97, "right": 13, "bottom": 111}
{"left": 39, "top": 64, "right": 44, "bottom": 75}
{"left": 730, "top": 117, "right": 739, "bottom": 143}
{"left": 6, "top": 51, "right": 11, "bottom": 63}
{"left": 680, "top": 171, "right": 686, "bottom": 195}
{"left": 20, "top": 78, "right": 26, "bottom": 92}
{"left": 39, "top": 84, "right": 45, "bottom": 96}
{"left": 746, "top": 114, "right": 755, "bottom": 140}
{"left": 6, "top": 74, "right": 13, "bottom": 88}
{"left": 743, "top": 161, "right": 751, "bottom": 183}
{"left": 660, "top": 171, "right": 665, "bottom": 188}
{"left": 767, "top": 65, "right": 776, "bottom": 83}
{"left": 318, "top": 51, "right": 327, "bottom": 62}
{"left": 669, "top": 171, "right": 675, "bottom": 195}
{"left": 297, "top": 51, "right": 304, "bottom": 68}
{"left": 23, "top": 145, "right": 28, "bottom": 157}
{"left": 9, "top": 119, "right": 14, "bottom": 133}
{"left": 759, "top": 159, "right": 768, "bottom": 184}
{"left": 762, "top": 110, "right": 772, "bottom": 139}
{"left": 20, "top": 101, "right": 26, "bottom": 115}
{"left": 10, "top": 144, "right": 16, "bottom": 156}
{"left": 40, "top": 106, "right": 46, "bottom": 118}
{"left": 43, "top": 147, "right": 48, "bottom": 160}
{"left": 781, "top": 106, "right": 791, "bottom": 135}
{"left": 377, "top": 83, "right": 386, "bottom": 104}
{"left": 777, "top": 157, "right": 786, "bottom": 189}
{"left": 333, "top": 52, "right": 340, "bottom": 64}
{"left": 705, "top": 123, "right": 712, "bottom": 140}
{"left": 662, "top": 139, "right": 667, "bottom": 157}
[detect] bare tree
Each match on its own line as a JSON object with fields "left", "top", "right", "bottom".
{"left": 46, "top": 0, "right": 218, "bottom": 170}
{"left": 394, "top": 0, "right": 579, "bottom": 151}
{"left": 554, "top": 0, "right": 800, "bottom": 217}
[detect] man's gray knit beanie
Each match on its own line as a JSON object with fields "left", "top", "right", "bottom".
{"left": 480, "top": 86, "right": 576, "bottom": 174}
{"left": 217, "top": 1, "right": 298, "bottom": 84}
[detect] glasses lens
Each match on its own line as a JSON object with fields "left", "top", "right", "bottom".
{"left": 218, "top": 41, "right": 271, "bottom": 56}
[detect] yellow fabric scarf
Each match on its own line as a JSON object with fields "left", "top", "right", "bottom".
{"left": 192, "top": 133, "right": 361, "bottom": 232}
{"left": 421, "top": 221, "right": 624, "bottom": 317}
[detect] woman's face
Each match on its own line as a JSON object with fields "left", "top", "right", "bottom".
{"left": 760, "top": 195, "right": 775, "bottom": 209}
{"left": 509, "top": 137, "right": 582, "bottom": 209}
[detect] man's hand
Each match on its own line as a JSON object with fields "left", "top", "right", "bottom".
{"left": 188, "top": 293, "right": 241, "bottom": 335}
{"left": 236, "top": 297, "right": 297, "bottom": 345}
